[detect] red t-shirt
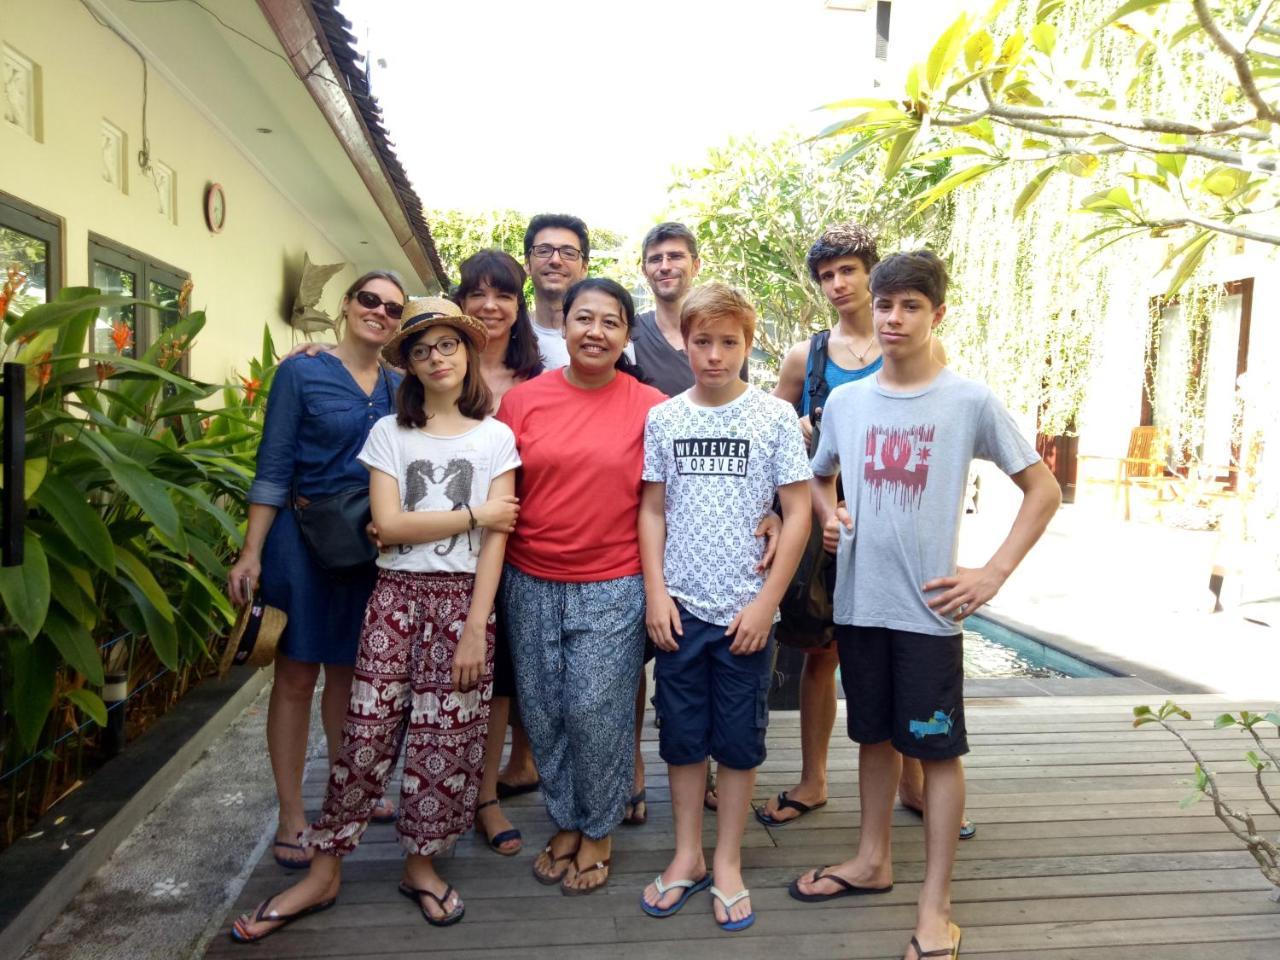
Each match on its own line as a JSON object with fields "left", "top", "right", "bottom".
{"left": 496, "top": 369, "right": 666, "bottom": 582}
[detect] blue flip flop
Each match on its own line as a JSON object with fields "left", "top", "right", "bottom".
{"left": 640, "top": 873, "right": 712, "bottom": 918}
{"left": 710, "top": 885, "right": 755, "bottom": 932}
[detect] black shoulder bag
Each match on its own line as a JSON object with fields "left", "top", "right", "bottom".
{"left": 292, "top": 368, "right": 392, "bottom": 574}
{"left": 775, "top": 332, "right": 837, "bottom": 649}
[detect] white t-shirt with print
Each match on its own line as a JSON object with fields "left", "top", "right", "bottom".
{"left": 357, "top": 415, "right": 520, "bottom": 574}
{"left": 642, "top": 386, "right": 812, "bottom": 626}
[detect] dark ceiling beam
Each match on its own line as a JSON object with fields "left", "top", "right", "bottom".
{"left": 257, "top": 0, "right": 447, "bottom": 291}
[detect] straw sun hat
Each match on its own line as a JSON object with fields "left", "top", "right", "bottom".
{"left": 380, "top": 296, "right": 488, "bottom": 365}
{"left": 219, "top": 594, "right": 287, "bottom": 675}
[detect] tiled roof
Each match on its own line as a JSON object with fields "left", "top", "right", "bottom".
{"left": 309, "top": 0, "right": 448, "bottom": 288}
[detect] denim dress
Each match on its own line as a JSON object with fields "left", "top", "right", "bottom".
{"left": 247, "top": 353, "right": 401, "bottom": 664}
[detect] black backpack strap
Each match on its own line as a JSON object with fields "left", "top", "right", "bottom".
{"left": 804, "top": 330, "right": 832, "bottom": 421}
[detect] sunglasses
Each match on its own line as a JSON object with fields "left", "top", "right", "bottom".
{"left": 353, "top": 289, "right": 405, "bottom": 319}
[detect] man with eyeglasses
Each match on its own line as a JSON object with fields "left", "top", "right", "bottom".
{"left": 633, "top": 222, "right": 744, "bottom": 396}
{"left": 523, "top": 213, "right": 592, "bottom": 370}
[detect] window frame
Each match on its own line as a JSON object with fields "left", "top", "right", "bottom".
{"left": 0, "top": 190, "right": 63, "bottom": 304}
{"left": 87, "top": 233, "right": 189, "bottom": 365}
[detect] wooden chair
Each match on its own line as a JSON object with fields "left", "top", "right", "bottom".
{"left": 1080, "top": 426, "right": 1172, "bottom": 520}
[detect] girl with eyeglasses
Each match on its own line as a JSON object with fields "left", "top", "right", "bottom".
{"left": 496, "top": 277, "right": 664, "bottom": 895}
{"left": 232, "top": 299, "right": 521, "bottom": 941}
{"left": 228, "top": 271, "right": 407, "bottom": 873}
{"left": 451, "top": 250, "right": 544, "bottom": 858}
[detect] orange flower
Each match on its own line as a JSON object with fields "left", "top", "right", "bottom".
{"left": 94, "top": 361, "right": 116, "bottom": 386}
{"left": 239, "top": 375, "right": 262, "bottom": 404}
{"left": 1, "top": 265, "right": 28, "bottom": 321}
{"left": 35, "top": 350, "right": 52, "bottom": 387}
{"left": 110, "top": 320, "right": 133, "bottom": 353}
{"left": 177, "top": 278, "right": 193, "bottom": 313}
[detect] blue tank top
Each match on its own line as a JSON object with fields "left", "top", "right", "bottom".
{"left": 801, "top": 353, "right": 882, "bottom": 416}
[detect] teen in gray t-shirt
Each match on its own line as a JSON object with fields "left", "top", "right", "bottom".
{"left": 810, "top": 368, "right": 1040, "bottom": 636}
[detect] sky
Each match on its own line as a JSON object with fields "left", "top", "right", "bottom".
{"left": 337, "top": 0, "right": 946, "bottom": 237}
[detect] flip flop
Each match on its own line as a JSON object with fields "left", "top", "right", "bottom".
{"left": 474, "top": 798, "right": 522, "bottom": 856}
{"left": 397, "top": 881, "right": 464, "bottom": 927}
{"left": 229, "top": 892, "right": 336, "bottom": 943}
{"left": 370, "top": 798, "right": 396, "bottom": 825}
{"left": 561, "top": 857, "right": 610, "bottom": 897}
{"left": 640, "top": 873, "right": 712, "bottom": 918}
{"left": 754, "top": 790, "right": 826, "bottom": 827}
{"left": 787, "top": 865, "right": 893, "bottom": 902}
{"left": 271, "top": 839, "right": 311, "bottom": 870}
{"left": 710, "top": 885, "right": 754, "bottom": 932}
{"left": 907, "top": 922, "right": 963, "bottom": 958}
{"left": 496, "top": 777, "right": 541, "bottom": 799}
{"left": 532, "top": 836, "right": 579, "bottom": 885}
{"left": 903, "top": 803, "right": 977, "bottom": 841}
{"left": 622, "top": 788, "right": 647, "bottom": 826}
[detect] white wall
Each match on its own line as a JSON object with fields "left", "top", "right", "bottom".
{"left": 0, "top": 0, "right": 360, "bottom": 384}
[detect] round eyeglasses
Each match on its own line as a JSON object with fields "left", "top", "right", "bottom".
{"left": 408, "top": 337, "right": 461, "bottom": 361}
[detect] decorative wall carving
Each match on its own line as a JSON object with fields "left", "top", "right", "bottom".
{"left": 101, "top": 120, "right": 126, "bottom": 193}
{"left": 152, "top": 161, "right": 175, "bottom": 223}
{"left": 2, "top": 45, "right": 38, "bottom": 139}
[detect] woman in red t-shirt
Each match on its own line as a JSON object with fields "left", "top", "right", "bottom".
{"left": 496, "top": 278, "right": 665, "bottom": 895}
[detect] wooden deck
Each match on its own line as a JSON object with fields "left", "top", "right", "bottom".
{"left": 205, "top": 694, "right": 1280, "bottom": 958}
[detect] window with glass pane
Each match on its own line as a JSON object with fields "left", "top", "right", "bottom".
{"left": 92, "top": 261, "right": 137, "bottom": 358}
{"left": 0, "top": 194, "right": 62, "bottom": 313}
{"left": 149, "top": 279, "right": 182, "bottom": 334}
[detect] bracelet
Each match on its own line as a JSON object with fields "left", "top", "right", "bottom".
{"left": 464, "top": 504, "right": 477, "bottom": 530}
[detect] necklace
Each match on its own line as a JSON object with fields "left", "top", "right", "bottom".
{"left": 840, "top": 333, "right": 877, "bottom": 366}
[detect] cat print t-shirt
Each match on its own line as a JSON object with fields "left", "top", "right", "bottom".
{"left": 357, "top": 415, "right": 520, "bottom": 575}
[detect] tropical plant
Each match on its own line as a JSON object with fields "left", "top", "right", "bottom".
{"left": 1134, "top": 701, "right": 1280, "bottom": 899}
{"left": 664, "top": 130, "right": 953, "bottom": 368}
{"left": 0, "top": 285, "right": 268, "bottom": 775}
{"left": 817, "top": 0, "right": 1280, "bottom": 294}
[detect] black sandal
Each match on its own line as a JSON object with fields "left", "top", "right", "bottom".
{"left": 229, "top": 892, "right": 336, "bottom": 943}
{"left": 397, "top": 881, "right": 464, "bottom": 927}
{"left": 755, "top": 790, "right": 827, "bottom": 827}
{"left": 907, "top": 922, "right": 962, "bottom": 958}
{"left": 475, "top": 798, "right": 522, "bottom": 856}
{"left": 787, "top": 865, "right": 893, "bottom": 902}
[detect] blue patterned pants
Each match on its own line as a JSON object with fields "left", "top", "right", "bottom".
{"left": 501, "top": 565, "right": 645, "bottom": 839}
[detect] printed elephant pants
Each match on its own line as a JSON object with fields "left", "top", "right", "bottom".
{"left": 301, "top": 569, "right": 494, "bottom": 857}
{"left": 501, "top": 565, "right": 645, "bottom": 839}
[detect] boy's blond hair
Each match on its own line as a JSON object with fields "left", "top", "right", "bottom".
{"left": 680, "top": 282, "right": 757, "bottom": 349}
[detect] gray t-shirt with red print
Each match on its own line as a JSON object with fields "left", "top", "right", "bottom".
{"left": 811, "top": 369, "right": 1039, "bottom": 636}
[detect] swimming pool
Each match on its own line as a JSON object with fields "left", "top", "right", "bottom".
{"left": 962, "top": 614, "right": 1113, "bottom": 679}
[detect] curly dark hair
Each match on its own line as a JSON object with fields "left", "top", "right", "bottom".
{"left": 805, "top": 222, "right": 880, "bottom": 281}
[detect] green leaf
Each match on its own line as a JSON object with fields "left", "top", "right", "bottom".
{"left": 1014, "top": 166, "right": 1057, "bottom": 217}
{"left": 913, "top": 161, "right": 1003, "bottom": 217}
{"left": 1264, "top": 711, "right": 1280, "bottom": 727}
{"left": 1133, "top": 705, "right": 1153, "bottom": 717}
{"left": 4, "top": 293, "right": 147, "bottom": 344}
{"left": 1036, "top": 0, "right": 1065, "bottom": 17}
{"left": 33, "top": 473, "right": 115, "bottom": 572}
{"left": 1099, "top": 0, "right": 1172, "bottom": 30}
{"left": 1213, "top": 713, "right": 1238, "bottom": 728}
{"left": 884, "top": 129, "right": 917, "bottom": 180}
{"left": 105, "top": 461, "right": 182, "bottom": 544}
{"left": 6, "top": 635, "right": 59, "bottom": 751}
{"left": 964, "top": 29, "right": 994, "bottom": 70}
{"left": 926, "top": 13, "right": 971, "bottom": 91}
{"left": 1061, "top": 153, "right": 1100, "bottom": 177}
{"left": 1031, "top": 22, "right": 1056, "bottom": 55}
{"left": 65, "top": 688, "right": 108, "bottom": 728}
{"left": 173, "top": 485, "right": 243, "bottom": 546}
{"left": 43, "top": 606, "right": 104, "bottom": 685}
{"left": 120, "top": 580, "right": 178, "bottom": 669}
{"left": 1245, "top": 750, "right": 1264, "bottom": 771}
{"left": 0, "top": 531, "right": 50, "bottom": 639}
{"left": 1201, "top": 166, "right": 1248, "bottom": 198}
{"left": 114, "top": 545, "right": 175, "bottom": 623}
{"left": 1166, "top": 231, "right": 1214, "bottom": 296}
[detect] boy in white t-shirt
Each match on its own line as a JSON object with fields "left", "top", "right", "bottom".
{"left": 637, "top": 283, "right": 812, "bottom": 931}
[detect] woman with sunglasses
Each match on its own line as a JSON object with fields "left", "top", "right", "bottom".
{"left": 227, "top": 271, "right": 406, "bottom": 871}
{"left": 496, "top": 277, "right": 665, "bottom": 895}
{"left": 451, "top": 250, "right": 544, "bottom": 857}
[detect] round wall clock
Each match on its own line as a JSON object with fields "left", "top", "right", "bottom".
{"left": 204, "top": 183, "right": 226, "bottom": 233}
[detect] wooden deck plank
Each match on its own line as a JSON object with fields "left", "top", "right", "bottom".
{"left": 206, "top": 695, "right": 1280, "bottom": 957}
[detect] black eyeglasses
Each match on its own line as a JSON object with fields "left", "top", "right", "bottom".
{"left": 529, "top": 243, "right": 583, "bottom": 262}
{"left": 408, "top": 337, "right": 461, "bottom": 361}
{"left": 354, "top": 289, "right": 405, "bottom": 319}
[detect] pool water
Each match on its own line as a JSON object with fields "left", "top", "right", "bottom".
{"left": 961, "top": 614, "right": 1112, "bottom": 679}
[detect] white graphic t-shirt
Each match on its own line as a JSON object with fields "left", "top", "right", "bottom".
{"left": 358, "top": 415, "right": 521, "bottom": 574}
{"left": 642, "top": 386, "right": 812, "bottom": 626}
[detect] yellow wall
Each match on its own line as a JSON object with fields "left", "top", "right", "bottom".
{"left": 0, "top": 0, "right": 357, "bottom": 384}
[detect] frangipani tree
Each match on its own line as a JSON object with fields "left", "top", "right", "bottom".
{"left": 820, "top": 0, "right": 1279, "bottom": 294}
